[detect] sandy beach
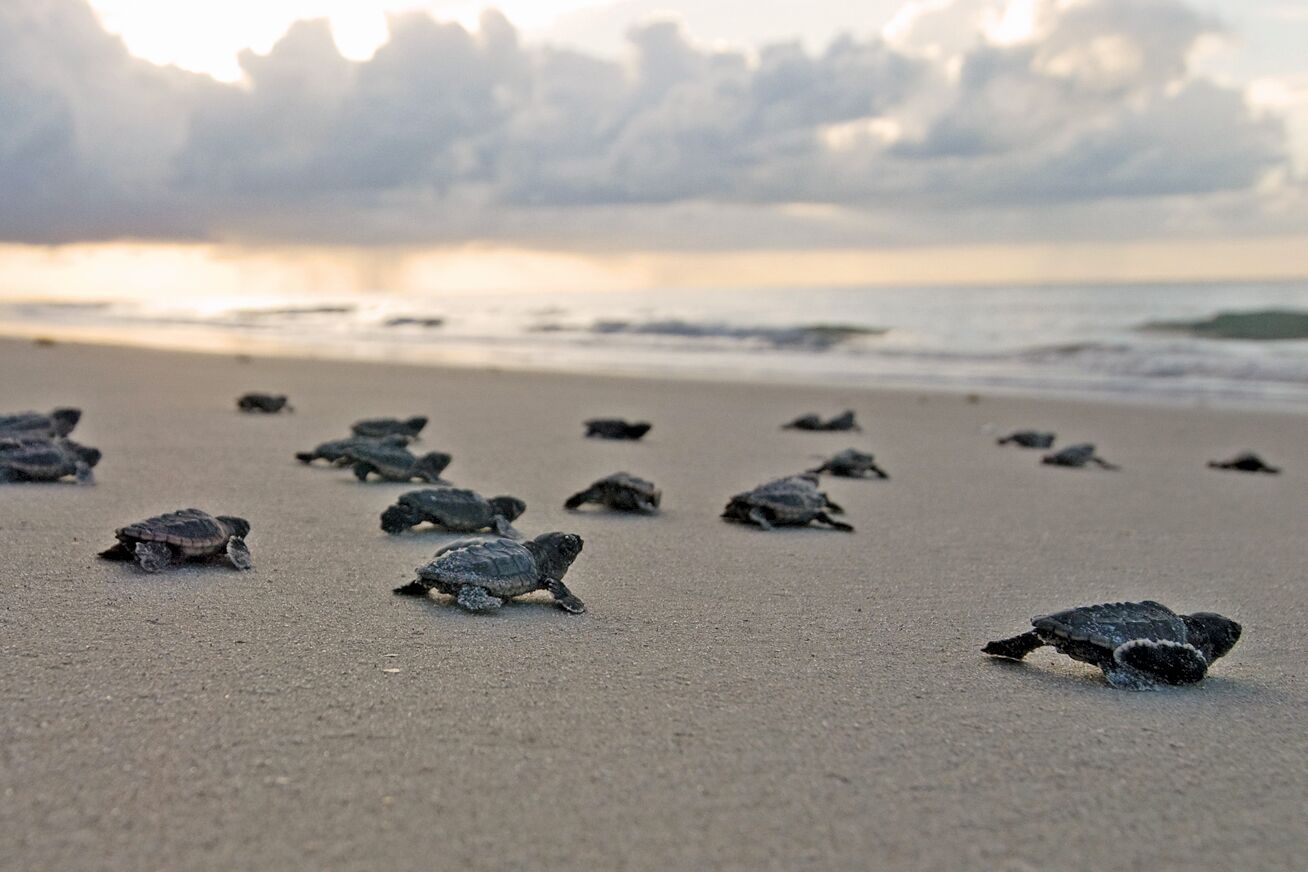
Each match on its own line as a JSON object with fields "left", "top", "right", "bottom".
{"left": 2, "top": 336, "right": 1306, "bottom": 871}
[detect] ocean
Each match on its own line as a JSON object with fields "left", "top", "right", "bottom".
{"left": 3, "top": 279, "right": 1308, "bottom": 409}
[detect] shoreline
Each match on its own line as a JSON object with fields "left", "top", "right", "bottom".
{"left": 3, "top": 338, "right": 1306, "bottom": 870}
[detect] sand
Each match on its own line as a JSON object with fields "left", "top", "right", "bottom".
{"left": 1, "top": 337, "right": 1306, "bottom": 871}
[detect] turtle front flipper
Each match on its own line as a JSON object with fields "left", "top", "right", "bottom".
{"left": 393, "top": 579, "right": 430, "bottom": 597}
{"left": 747, "top": 508, "right": 774, "bottom": 530}
{"left": 564, "top": 489, "right": 593, "bottom": 510}
{"left": 823, "top": 498, "right": 844, "bottom": 514}
{"left": 1111, "top": 639, "right": 1208, "bottom": 686}
{"left": 544, "top": 578, "right": 586, "bottom": 614}
{"left": 982, "top": 630, "right": 1045, "bottom": 660}
{"left": 455, "top": 585, "right": 503, "bottom": 612}
{"left": 353, "top": 462, "right": 375, "bottom": 481}
{"left": 98, "top": 541, "right": 134, "bottom": 561}
{"left": 75, "top": 462, "right": 94, "bottom": 485}
{"left": 492, "top": 517, "right": 522, "bottom": 538}
{"left": 226, "top": 536, "right": 253, "bottom": 570}
{"left": 867, "top": 463, "right": 889, "bottom": 480}
{"left": 134, "top": 541, "right": 175, "bottom": 573}
{"left": 816, "top": 511, "right": 854, "bottom": 532}
{"left": 1091, "top": 456, "right": 1120, "bottom": 471}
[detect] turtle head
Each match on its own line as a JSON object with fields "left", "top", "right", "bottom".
{"left": 217, "top": 516, "right": 251, "bottom": 539}
{"left": 51, "top": 407, "right": 81, "bottom": 436}
{"left": 1183, "top": 612, "right": 1242, "bottom": 662}
{"left": 413, "top": 451, "right": 452, "bottom": 482}
{"left": 626, "top": 422, "right": 652, "bottom": 438}
{"left": 530, "top": 532, "right": 584, "bottom": 578}
{"left": 489, "top": 495, "right": 527, "bottom": 521}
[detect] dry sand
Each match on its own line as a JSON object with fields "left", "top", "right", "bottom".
{"left": 2, "top": 338, "right": 1306, "bottom": 871}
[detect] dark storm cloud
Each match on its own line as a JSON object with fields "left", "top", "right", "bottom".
{"left": 0, "top": 0, "right": 1295, "bottom": 246}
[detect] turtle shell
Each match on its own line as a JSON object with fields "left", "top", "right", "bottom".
{"left": 116, "top": 509, "right": 241, "bottom": 557}
{"left": 824, "top": 449, "right": 875, "bottom": 473}
{"left": 344, "top": 442, "right": 417, "bottom": 476}
{"left": 1032, "top": 600, "right": 1188, "bottom": 664}
{"left": 732, "top": 475, "right": 825, "bottom": 524}
{"left": 1045, "top": 443, "right": 1096, "bottom": 466}
{"left": 0, "top": 438, "right": 79, "bottom": 480}
{"left": 417, "top": 538, "right": 541, "bottom": 598}
{"left": 595, "top": 472, "right": 660, "bottom": 509}
{"left": 401, "top": 488, "right": 495, "bottom": 531}
{"left": 352, "top": 416, "right": 426, "bottom": 439}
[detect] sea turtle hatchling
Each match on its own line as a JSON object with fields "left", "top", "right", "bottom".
{"left": 809, "top": 448, "right": 888, "bottom": 479}
{"left": 722, "top": 473, "right": 852, "bottom": 531}
{"left": 997, "top": 430, "right": 1055, "bottom": 449}
{"left": 0, "top": 408, "right": 81, "bottom": 438}
{"left": 394, "top": 532, "right": 586, "bottom": 613}
{"left": 237, "top": 392, "right": 293, "bottom": 413}
{"left": 783, "top": 410, "right": 860, "bottom": 432}
{"left": 584, "top": 418, "right": 652, "bottom": 440}
{"left": 341, "top": 441, "right": 452, "bottom": 483}
{"left": 1042, "top": 443, "right": 1118, "bottom": 470}
{"left": 0, "top": 437, "right": 101, "bottom": 484}
{"left": 381, "top": 487, "right": 526, "bottom": 536}
{"left": 99, "top": 508, "right": 252, "bottom": 573}
{"left": 983, "top": 600, "right": 1242, "bottom": 690}
{"left": 565, "top": 472, "right": 661, "bottom": 514}
{"left": 296, "top": 434, "right": 410, "bottom": 465}
{"left": 1208, "top": 452, "right": 1280, "bottom": 474}
{"left": 351, "top": 416, "right": 428, "bottom": 439}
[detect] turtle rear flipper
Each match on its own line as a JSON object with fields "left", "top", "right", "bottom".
{"left": 134, "top": 541, "right": 174, "bottom": 573}
{"left": 544, "top": 578, "right": 585, "bottom": 614}
{"left": 747, "top": 507, "right": 774, "bottom": 531}
{"left": 816, "top": 512, "right": 853, "bottom": 532}
{"left": 1112, "top": 639, "right": 1207, "bottom": 686}
{"left": 226, "top": 536, "right": 252, "bottom": 570}
{"left": 983, "top": 630, "right": 1045, "bottom": 660}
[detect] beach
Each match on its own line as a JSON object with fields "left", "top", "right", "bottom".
{"left": 2, "top": 336, "right": 1306, "bottom": 870}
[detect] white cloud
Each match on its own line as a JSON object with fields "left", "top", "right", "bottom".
{"left": 0, "top": 0, "right": 1300, "bottom": 248}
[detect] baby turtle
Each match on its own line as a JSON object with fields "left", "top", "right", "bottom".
{"left": 783, "top": 410, "right": 860, "bottom": 432}
{"left": 237, "top": 392, "right": 292, "bottom": 413}
{"left": 584, "top": 418, "right": 652, "bottom": 440}
{"left": 997, "top": 430, "right": 1055, "bottom": 449}
{"left": 295, "top": 434, "right": 410, "bottom": 465}
{"left": 99, "top": 508, "right": 252, "bottom": 573}
{"left": 0, "top": 437, "right": 101, "bottom": 484}
{"left": 809, "top": 448, "right": 888, "bottom": 479}
{"left": 381, "top": 487, "right": 526, "bottom": 536}
{"left": 351, "top": 416, "right": 427, "bottom": 439}
{"left": 341, "top": 442, "right": 451, "bottom": 482}
{"left": 722, "top": 474, "right": 852, "bottom": 531}
{"left": 0, "top": 408, "right": 81, "bottom": 438}
{"left": 983, "top": 600, "right": 1241, "bottom": 690}
{"left": 394, "top": 532, "right": 586, "bottom": 613}
{"left": 1208, "top": 452, "right": 1280, "bottom": 474}
{"left": 565, "top": 472, "right": 661, "bottom": 514}
{"left": 1042, "top": 443, "right": 1118, "bottom": 470}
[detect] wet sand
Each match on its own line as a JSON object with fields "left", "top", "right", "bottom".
{"left": 2, "top": 338, "right": 1306, "bottom": 870}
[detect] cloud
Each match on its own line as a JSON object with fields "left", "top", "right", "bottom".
{"left": 0, "top": 0, "right": 1299, "bottom": 248}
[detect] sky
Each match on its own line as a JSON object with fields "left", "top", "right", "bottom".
{"left": 1, "top": 0, "right": 1306, "bottom": 298}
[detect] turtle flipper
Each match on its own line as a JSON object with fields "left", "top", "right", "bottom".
{"left": 747, "top": 508, "right": 774, "bottom": 530}
{"left": 0, "top": 467, "right": 18, "bottom": 483}
{"left": 393, "top": 580, "right": 430, "bottom": 597}
{"left": 492, "top": 517, "right": 521, "bottom": 538}
{"left": 824, "top": 498, "right": 845, "bottom": 514}
{"left": 982, "top": 630, "right": 1045, "bottom": 660}
{"left": 816, "top": 512, "right": 854, "bottom": 532}
{"left": 226, "top": 536, "right": 253, "bottom": 570}
{"left": 455, "top": 585, "right": 503, "bottom": 612}
{"left": 1112, "top": 639, "right": 1208, "bottom": 686}
{"left": 353, "top": 462, "right": 373, "bottom": 481}
{"left": 867, "top": 463, "right": 889, "bottom": 480}
{"left": 635, "top": 499, "right": 658, "bottom": 514}
{"left": 75, "top": 462, "right": 94, "bottom": 485}
{"left": 134, "top": 541, "right": 174, "bottom": 573}
{"left": 295, "top": 451, "right": 316, "bottom": 464}
{"left": 98, "top": 541, "right": 133, "bottom": 561}
{"left": 544, "top": 578, "right": 586, "bottom": 614}
{"left": 564, "top": 489, "right": 592, "bottom": 510}
{"left": 1091, "top": 456, "right": 1120, "bottom": 471}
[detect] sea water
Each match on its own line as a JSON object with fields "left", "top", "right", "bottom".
{"left": 3, "top": 280, "right": 1308, "bottom": 409}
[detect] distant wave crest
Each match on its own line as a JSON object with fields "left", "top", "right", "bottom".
{"left": 588, "top": 319, "right": 885, "bottom": 350}
{"left": 1143, "top": 310, "right": 1308, "bottom": 341}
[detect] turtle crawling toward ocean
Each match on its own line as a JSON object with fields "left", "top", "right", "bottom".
{"left": 809, "top": 448, "right": 888, "bottom": 479}
{"left": 566, "top": 472, "right": 661, "bottom": 514}
{"left": 394, "top": 532, "right": 586, "bottom": 613}
{"left": 983, "top": 600, "right": 1241, "bottom": 690}
{"left": 1042, "top": 443, "right": 1118, "bottom": 470}
{"left": 351, "top": 416, "right": 427, "bottom": 439}
{"left": 783, "top": 410, "right": 860, "bottom": 432}
{"left": 0, "top": 408, "right": 81, "bottom": 438}
{"left": 296, "top": 434, "right": 410, "bottom": 465}
{"left": 1208, "top": 452, "right": 1280, "bottom": 474}
{"left": 722, "top": 474, "right": 852, "bottom": 531}
{"left": 997, "top": 430, "right": 1055, "bottom": 449}
{"left": 584, "top": 418, "right": 651, "bottom": 440}
{"left": 341, "top": 442, "right": 451, "bottom": 483}
{"left": 0, "top": 437, "right": 101, "bottom": 484}
{"left": 237, "top": 392, "right": 292, "bottom": 413}
{"left": 99, "top": 508, "right": 252, "bottom": 572}
{"left": 381, "top": 487, "right": 525, "bottom": 536}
